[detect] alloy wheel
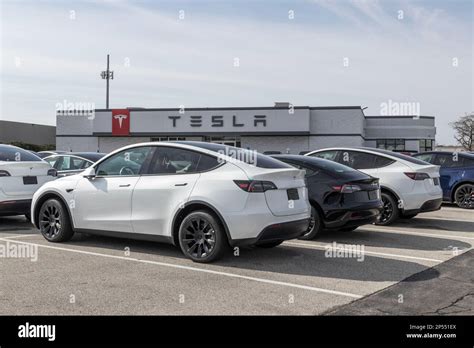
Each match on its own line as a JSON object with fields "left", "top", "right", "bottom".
{"left": 380, "top": 195, "right": 393, "bottom": 223}
{"left": 181, "top": 217, "right": 216, "bottom": 259}
{"left": 39, "top": 203, "right": 62, "bottom": 238}
{"left": 455, "top": 184, "right": 474, "bottom": 209}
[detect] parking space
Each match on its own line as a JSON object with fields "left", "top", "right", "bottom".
{"left": 0, "top": 206, "right": 472, "bottom": 315}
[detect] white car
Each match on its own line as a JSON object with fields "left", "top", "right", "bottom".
{"left": 0, "top": 145, "right": 57, "bottom": 219}
{"left": 31, "top": 141, "right": 310, "bottom": 262}
{"left": 306, "top": 147, "right": 442, "bottom": 225}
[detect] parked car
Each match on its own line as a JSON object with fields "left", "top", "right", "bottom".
{"left": 37, "top": 150, "right": 68, "bottom": 159}
{"left": 412, "top": 151, "right": 474, "bottom": 209}
{"left": 31, "top": 142, "right": 310, "bottom": 262}
{"left": 0, "top": 145, "right": 57, "bottom": 219}
{"left": 271, "top": 155, "right": 383, "bottom": 239}
{"left": 44, "top": 152, "right": 106, "bottom": 177}
{"left": 306, "top": 147, "right": 442, "bottom": 225}
{"left": 263, "top": 151, "right": 282, "bottom": 155}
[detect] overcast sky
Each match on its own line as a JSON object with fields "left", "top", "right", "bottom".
{"left": 0, "top": 0, "right": 472, "bottom": 144}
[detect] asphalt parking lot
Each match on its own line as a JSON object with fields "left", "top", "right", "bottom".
{"left": 1, "top": 205, "right": 473, "bottom": 315}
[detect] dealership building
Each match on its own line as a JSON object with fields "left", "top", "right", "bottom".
{"left": 56, "top": 104, "right": 436, "bottom": 154}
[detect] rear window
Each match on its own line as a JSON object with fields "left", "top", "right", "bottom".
{"left": 177, "top": 142, "right": 292, "bottom": 169}
{"left": 0, "top": 146, "right": 42, "bottom": 162}
{"left": 369, "top": 148, "right": 429, "bottom": 165}
{"left": 307, "top": 158, "right": 357, "bottom": 174}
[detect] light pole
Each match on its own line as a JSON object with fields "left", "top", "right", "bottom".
{"left": 100, "top": 54, "right": 114, "bottom": 109}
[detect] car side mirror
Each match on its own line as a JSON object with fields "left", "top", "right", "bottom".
{"left": 83, "top": 167, "right": 96, "bottom": 179}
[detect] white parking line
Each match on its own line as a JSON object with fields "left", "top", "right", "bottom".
{"left": 0, "top": 234, "right": 38, "bottom": 239}
{"left": 359, "top": 227, "right": 474, "bottom": 241}
{"left": 0, "top": 238, "right": 362, "bottom": 299}
{"left": 283, "top": 241, "right": 444, "bottom": 263}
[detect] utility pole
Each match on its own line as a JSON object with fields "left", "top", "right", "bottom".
{"left": 100, "top": 54, "right": 114, "bottom": 109}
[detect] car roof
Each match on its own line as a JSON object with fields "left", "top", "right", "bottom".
{"left": 414, "top": 151, "right": 474, "bottom": 158}
{"left": 307, "top": 147, "right": 431, "bottom": 166}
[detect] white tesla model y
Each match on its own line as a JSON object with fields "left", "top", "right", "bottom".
{"left": 0, "top": 145, "right": 57, "bottom": 220}
{"left": 31, "top": 141, "right": 310, "bottom": 262}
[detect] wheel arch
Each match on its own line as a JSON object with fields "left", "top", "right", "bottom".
{"left": 170, "top": 200, "right": 231, "bottom": 247}
{"left": 33, "top": 191, "right": 74, "bottom": 230}
{"left": 451, "top": 180, "right": 474, "bottom": 203}
{"left": 380, "top": 186, "right": 401, "bottom": 203}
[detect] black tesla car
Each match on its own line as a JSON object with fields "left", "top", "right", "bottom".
{"left": 271, "top": 155, "right": 383, "bottom": 239}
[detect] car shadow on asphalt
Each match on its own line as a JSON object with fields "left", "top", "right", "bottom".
{"left": 57, "top": 233, "right": 441, "bottom": 283}
{"left": 318, "top": 229, "right": 471, "bottom": 251}
{"left": 0, "top": 217, "right": 35, "bottom": 233}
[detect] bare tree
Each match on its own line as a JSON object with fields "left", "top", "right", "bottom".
{"left": 450, "top": 113, "right": 474, "bottom": 151}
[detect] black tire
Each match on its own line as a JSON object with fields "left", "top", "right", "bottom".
{"left": 454, "top": 184, "right": 474, "bottom": 209}
{"left": 401, "top": 213, "right": 418, "bottom": 219}
{"left": 375, "top": 192, "right": 399, "bottom": 226}
{"left": 257, "top": 240, "right": 283, "bottom": 248}
{"left": 339, "top": 226, "right": 358, "bottom": 232}
{"left": 38, "top": 198, "right": 74, "bottom": 242}
{"left": 178, "top": 210, "right": 228, "bottom": 263}
{"left": 299, "top": 205, "right": 323, "bottom": 240}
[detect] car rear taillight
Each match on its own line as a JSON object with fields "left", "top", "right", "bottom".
{"left": 234, "top": 180, "right": 277, "bottom": 192}
{"left": 47, "top": 169, "right": 58, "bottom": 177}
{"left": 332, "top": 184, "right": 362, "bottom": 193}
{"left": 404, "top": 172, "right": 430, "bottom": 180}
{"left": 0, "top": 170, "right": 11, "bottom": 177}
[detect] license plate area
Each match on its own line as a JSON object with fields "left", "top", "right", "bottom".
{"left": 287, "top": 188, "right": 299, "bottom": 200}
{"left": 368, "top": 190, "right": 379, "bottom": 200}
{"left": 23, "top": 176, "right": 38, "bottom": 185}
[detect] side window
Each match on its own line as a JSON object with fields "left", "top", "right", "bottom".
{"left": 44, "top": 156, "right": 58, "bottom": 168}
{"left": 97, "top": 147, "right": 153, "bottom": 176}
{"left": 414, "top": 154, "right": 434, "bottom": 163}
{"left": 149, "top": 147, "right": 202, "bottom": 174}
{"left": 338, "top": 151, "right": 378, "bottom": 169}
{"left": 196, "top": 154, "right": 220, "bottom": 172}
{"left": 462, "top": 157, "right": 474, "bottom": 167}
{"left": 374, "top": 155, "right": 395, "bottom": 168}
{"left": 433, "top": 154, "right": 463, "bottom": 168}
{"left": 310, "top": 150, "right": 339, "bottom": 161}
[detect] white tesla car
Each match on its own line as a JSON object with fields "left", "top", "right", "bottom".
{"left": 31, "top": 141, "right": 310, "bottom": 262}
{"left": 0, "top": 145, "right": 57, "bottom": 219}
{"left": 306, "top": 147, "right": 442, "bottom": 225}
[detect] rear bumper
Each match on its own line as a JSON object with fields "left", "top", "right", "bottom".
{"left": 324, "top": 204, "right": 383, "bottom": 229}
{"left": 231, "top": 218, "right": 310, "bottom": 247}
{"left": 403, "top": 198, "right": 442, "bottom": 215}
{"left": 0, "top": 199, "right": 32, "bottom": 216}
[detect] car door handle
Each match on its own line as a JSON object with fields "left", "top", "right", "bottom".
{"left": 174, "top": 183, "right": 188, "bottom": 186}
{"left": 119, "top": 184, "right": 131, "bottom": 187}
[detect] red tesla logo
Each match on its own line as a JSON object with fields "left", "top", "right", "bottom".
{"left": 112, "top": 109, "right": 130, "bottom": 135}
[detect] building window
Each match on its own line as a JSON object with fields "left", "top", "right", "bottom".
{"left": 376, "top": 139, "right": 405, "bottom": 151}
{"left": 150, "top": 137, "right": 185, "bottom": 142}
{"left": 419, "top": 139, "right": 433, "bottom": 152}
{"left": 204, "top": 136, "right": 241, "bottom": 148}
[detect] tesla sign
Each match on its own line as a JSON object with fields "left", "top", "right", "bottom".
{"left": 112, "top": 109, "right": 130, "bottom": 135}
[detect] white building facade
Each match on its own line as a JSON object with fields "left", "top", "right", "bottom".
{"left": 56, "top": 105, "right": 436, "bottom": 154}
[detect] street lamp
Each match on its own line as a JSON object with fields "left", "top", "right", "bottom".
{"left": 101, "top": 54, "right": 114, "bottom": 109}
